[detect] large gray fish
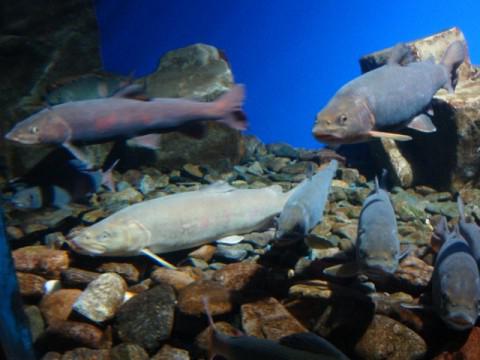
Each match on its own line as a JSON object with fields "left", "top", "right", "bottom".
{"left": 312, "top": 41, "right": 465, "bottom": 145}
{"left": 6, "top": 85, "right": 247, "bottom": 164}
{"left": 431, "top": 216, "right": 480, "bottom": 331}
{"left": 68, "top": 182, "right": 292, "bottom": 268}
{"left": 457, "top": 195, "right": 480, "bottom": 263}
{"left": 275, "top": 160, "right": 338, "bottom": 241}
{"left": 324, "top": 174, "right": 402, "bottom": 279}
{"left": 203, "top": 298, "right": 349, "bottom": 360}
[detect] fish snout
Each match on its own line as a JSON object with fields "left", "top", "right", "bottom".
{"left": 5, "top": 128, "right": 39, "bottom": 144}
{"left": 68, "top": 230, "right": 106, "bottom": 255}
{"left": 444, "top": 311, "right": 476, "bottom": 331}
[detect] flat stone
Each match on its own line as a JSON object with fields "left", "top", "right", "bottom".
{"left": 61, "top": 267, "right": 101, "bottom": 288}
{"left": 110, "top": 343, "right": 149, "bottom": 360}
{"left": 266, "top": 143, "right": 299, "bottom": 159}
{"left": 40, "top": 289, "right": 82, "bottom": 325}
{"left": 151, "top": 344, "right": 191, "bottom": 360}
{"left": 46, "top": 320, "right": 107, "bottom": 349}
{"left": 17, "top": 272, "right": 46, "bottom": 297}
{"left": 182, "top": 163, "right": 204, "bottom": 179}
{"left": 82, "top": 208, "right": 107, "bottom": 224}
{"left": 150, "top": 266, "right": 201, "bottom": 291}
{"left": 96, "top": 262, "right": 140, "bottom": 284}
{"left": 188, "top": 244, "right": 217, "bottom": 262}
{"left": 212, "top": 262, "right": 266, "bottom": 292}
{"left": 177, "top": 280, "right": 232, "bottom": 316}
{"left": 394, "top": 255, "right": 434, "bottom": 290}
{"left": 242, "top": 229, "right": 276, "bottom": 248}
{"left": 214, "top": 243, "right": 252, "bottom": 262}
{"left": 425, "top": 201, "right": 458, "bottom": 219}
{"left": 114, "top": 283, "right": 176, "bottom": 352}
{"left": 137, "top": 174, "right": 156, "bottom": 195}
{"left": 100, "top": 187, "right": 143, "bottom": 206}
{"left": 59, "top": 348, "right": 110, "bottom": 360}
{"left": 73, "top": 273, "right": 127, "bottom": 323}
{"left": 354, "top": 314, "right": 427, "bottom": 360}
{"left": 262, "top": 156, "right": 290, "bottom": 172}
{"left": 241, "top": 297, "right": 307, "bottom": 340}
{"left": 13, "top": 245, "right": 70, "bottom": 278}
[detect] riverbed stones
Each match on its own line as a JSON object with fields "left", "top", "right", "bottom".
{"left": 13, "top": 246, "right": 70, "bottom": 278}
{"left": 177, "top": 280, "right": 233, "bottom": 316}
{"left": 40, "top": 289, "right": 82, "bottom": 325}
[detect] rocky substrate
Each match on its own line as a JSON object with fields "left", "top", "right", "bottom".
{"left": 3, "top": 136, "right": 480, "bottom": 359}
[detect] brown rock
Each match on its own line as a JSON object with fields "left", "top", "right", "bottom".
{"left": 61, "top": 267, "right": 101, "bottom": 287}
{"left": 354, "top": 314, "right": 427, "bottom": 360}
{"left": 96, "top": 262, "right": 140, "bottom": 283}
{"left": 151, "top": 266, "right": 201, "bottom": 291}
{"left": 151, "top": 344, "right": 191, "bottom": 360}
{"left": 17, "top": 272, "right": 46, "bottom": 297}
{"left": 60, "top": 348, "right": 110, "bottom": 360}
{"left": 394, "top": 255, "right": 433, "bottom": 289}
{"left": 6, "top": 225, "right": 23, "bottom": 240}
{"left": 434, "top": 327, "right": 480, "bottom": 360}
{"left": 212, "top": 262, "right": 266, "bottom": 292}
{"left": 40, "top": 289, "right": 82, "bottom": 325}
{"left": 110, "top": 343, "right": 149, "bottom": 360}
{"left": 41, "top": 352, "right": 62, "bottom": 360}
{"left": 46, "top": 320, "right": 107, "bottom": 349}
{"left": 188, "top": 244, "right": 217, "bottom": 262}
{"left": 177, "top": 280, "right": 233, "bottom": 316}
{"left": 241, "top": 297, "right": 307, "bottom": 340}
{"left": 13, "top": 245, "right": 69, "bottom": 278}
{"left": 195, "top": 321, "right": 240, "bottom": 353}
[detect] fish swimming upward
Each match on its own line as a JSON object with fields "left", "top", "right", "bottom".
{"left": 312, "top": 41, "right": 465, "bottom": 145}
{"left": 457, "top": 195, "right": 480, "bottom": 264}
{"left": 203, "top": 297, "right": 349, "bottom": 360}
{"left": 431, "top": 216, "right": 480, "bottom": 331}
{"left": 5, "top": 84, "right": 247, "bottom": 164}
{"left": 68, "top": 182, "right": 292, "bottom": 268}
{"left": 275, "top": 160, "right": 338, "bottom": 241}
{"left": 324, "top": 174, "right": 402, "bottom": 280}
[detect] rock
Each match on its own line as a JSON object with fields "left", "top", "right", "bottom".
{"left": 425, "top": 201, "right": 458, "bottom": 219}
{"left": 6, "top": 225, "right": 23, "bottom": 240}
{"left": 212, "top": 262, "right": 267, "bottom": 292}
{"left": 354, "top": 314, "right": 427, "bottom": 360}
{"left": 434, "top": 327, "right": 480, "bottom": 359}
{"left": 24, "top": 305, "right": 45, "bottom": 342}
{"left": 195, "top": 321, "right": 240, "bottom": 353}
{"left": 241, "top": 135, "right": 267, "bottom": 162}
{"left": 151, "top": 344, "right": 191, "bottom": 360}
{"left": 214, "top": 243, "right": 253, "bottom": 262}
{"left": 266, "top": 143, "right": 300, "bottom": 159}
{"left": 137, "top": 174, "right": 156, "bottom": 195}
{"left": 394, "top": 255, "right": 433, "bottom": 290}
{"left": 82, "top": 208, "right": 107, "bottom": 224}
{"left": 262, "top": 156, "right": 290, "bottom": 172}
{"left": 44, "top": 232, "right": 67, "bottom": 249}
{"left": 110, "top": 343, "right": 149, "bottom": 360}
{"left": 17, "top": 272, "right": 46, "bottom": 297}
{"left": 100, "top": 187, "right": 143, "bottom": 206}
{"left": 338, "top": 168, "right": 360, "bottom": 183}
{"left": 46, "top": 320, "right": 107, "bottom": 349}
{"left": 61, "top": 267, "right": 101, "bottom": 288}
{"left": 40, "top": 289, "right": 82, "bottom": 325}
{"left": 188, "top": 244, "right": 217, "bottom": 262}
{"left": 241, "top": 297, "right": 307, "bottom": 340}
{"left": 177, "top": 280, "right": 233, "bottom": 316}
{"left": 12, "top": 246, "right": 70, "bottom": 278}
{"left": 96, "top": 262, "right": 140, "bottom": 284}
{"left": 59, "top": 348, "right": 110, "bottom": 360}
{"left": 41, "top": 352, "right": 62, "bottom": 360}
{"left": 73, "top": 273, "right": 127, "bottom": 323}
{"left": 242, "top": 230, "right": 276, "bottom": 248}
{"left": 360, "top": 27, "right": 480, "bottom": 190}
{"left": 182, "top": 163, "right": 204, "bottom": 179}
{"left": 150, "top": 267, "right": 201, "bottom": 291}
{"left": 289, "top": 279, "right": 369, "bottom": 301}
{"left": 114, "top": 284, "right": 176, "bottom": 352}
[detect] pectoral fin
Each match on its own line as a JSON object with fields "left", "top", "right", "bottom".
{"left": 400, "top": 302, "right": 434, "bottom": 312}
{"left": 407, "top": 114, "right": 436, "bottom": 133}
{"left": 216, "top": 235, "right": 244, "bottom": 245}
{"left": 127, "top": 133, "right": 162, "bottom": 149}
{"left": 368, "top": 131, "right": 412, "bottom": 141}
{"left": 323, "top": 262, "right": 360, "bottom": 278}
{"left": 140, "top": 248, "right": 177, "bottom": 269}
{"left": 62, "top": 142, "right": 94, "bottom": 169}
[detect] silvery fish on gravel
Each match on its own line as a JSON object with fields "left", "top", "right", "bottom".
{"left": 432, "top": 216, "right": 480, "bottom": 331}
{"left": 313, "top": 41, "right": 465, "bottom": 145}
{"left": 275, "top": 160, "right": 338, "bottom": 241}
{"left": 68, "top": 182, "right": 292, "bottom": 268}
{"left": 457, "top": 195, "right": 480, "bottom": 264}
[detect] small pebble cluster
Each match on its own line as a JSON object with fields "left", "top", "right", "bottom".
{"left": 3, "top": 135, "right": 480, "bottom": 359}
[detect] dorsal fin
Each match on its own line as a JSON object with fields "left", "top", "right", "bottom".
{"left": 111, "top": 83, "right": 148, "bottom": 100}
{"left": 387, "top": 43, "right": 414, "bottom": 66}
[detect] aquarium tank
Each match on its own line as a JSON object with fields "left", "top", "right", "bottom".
{"left": 2, "top": 0, "right": 480, "bottom": 359}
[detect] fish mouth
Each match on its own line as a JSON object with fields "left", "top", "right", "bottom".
{"left": 5, "top": 130, "right": 39, "bottom": 145}
{"left": 68, "top": 235, "right": 106, "bottom": 255}
{"left": 444, "top": 312, "right": 476, "bottom": 331}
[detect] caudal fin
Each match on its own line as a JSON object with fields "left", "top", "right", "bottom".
{"left": 214, "top": 85, "right": 248, "bottom": 130}
{"left": 441, "top": 41, "right": 466, "bottom": 93}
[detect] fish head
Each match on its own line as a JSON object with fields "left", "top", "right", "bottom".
{"left": 68, "top": 220, "right": 150, "bottom": 256}
{"left": 357, "top": 228, "right": 400, "bottom": 275}
{"left": 437, "top": 266, "right": 480, "bottom": 331}
{"left": 5, "top": 108, "right": 71, "bottom": 145}
{"left": 313, "top": 95, "right": 375, "bottom": 145}
{"left": 11, "top": 187, "right": 43, "bottom": 209}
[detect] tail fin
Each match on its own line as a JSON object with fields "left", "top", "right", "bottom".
{"left": 440, "top": 41, "right": 466, "bottom": 93}
{"left": 457, "top": 195, "right": 466, "bottom": 221}
{"left": 214, "top": 85, "right": 248, "bottom": 131}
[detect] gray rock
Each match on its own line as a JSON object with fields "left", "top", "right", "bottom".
{"left": 73, "top": 272, "right": 127, "bottom": 323}
{"left": 114, "top": 283, "right": 176, "bottom": 352}
{"left": 266, "top": 143, "right": 300, "bottom": 159}
{"left": 242, "top": 230, "right": 276, "bottom": 248}
{"left": 214, "top": 243, "right": 254, "bottom": 262}
{"left": 110, "top": 343, "right": 149, "bottom": 360}
{"left": 24, "top": 305, "right": 45, "bottom": 343}
{"left": 151, "top": 345, "right": 190, "bottom": 360}
{"left": 246, "top": 161, "right": 264, "bottom": 176}
{"left": 241, "top": 135, "right": 267, "bottom": 163}
{"left": 425, "top": 201, "right": 458, "bottom": 219}
{"left": 338, "top": 168, "right": 360, "bottom": 184}
{"left": 137, "top": 174, "right": 156, "bottom": 195}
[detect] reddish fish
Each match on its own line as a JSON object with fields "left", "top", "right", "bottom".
{"left": 5, "top": 84, "right": 247, "bottom": 158}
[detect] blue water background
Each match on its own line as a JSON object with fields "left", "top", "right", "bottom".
{"left": 95, "top": 0, "right": 480, "bottom": 149}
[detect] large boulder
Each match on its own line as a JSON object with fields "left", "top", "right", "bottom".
{"left": 356, "top": 27, "right": 480, "bottom": 191}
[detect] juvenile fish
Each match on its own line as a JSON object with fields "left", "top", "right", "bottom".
{"left": 431, "top": 216, "right": 480, "bottom": 331}
{"left": 203, "top": 297, "right": 349, "bottom": 360}
{"left": 457, "top": 195, "right": 480, "bottom": 263}
{"left": 276, "top": 160, "right": 338, "bottom": 241}
{"left": 313, "top": 41, "right": 465, "bottom": 145}
{"left": 69, "top": 182, "right": 291, "bottom": 266}
{"left": 324, "top": 174, "right": 402, "bottom": 279}
{"left": 6, "top": 85, "right": 247, "bottom": 164}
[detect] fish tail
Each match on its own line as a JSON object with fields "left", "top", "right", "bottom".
{"left": 440, "top": 40, "right": 466, "bottom": 93}
{"left": 214, "top": 85, "right": 248, "bottom": 130}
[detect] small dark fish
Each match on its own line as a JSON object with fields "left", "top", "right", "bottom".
{"left": 432, "top": 216, "right": 480, "bottom": 331}
{"left": 5, "top": 85, "right": 247, "bottom": 165}
{"left": 0, "top": 206, "right": 35, "bottom": 359}
{"left": 457, "top": 195, "right": 480, "bottom": 263}
{"left": 313, "top": 41, "right": 465, "bottom": 145}
{"left": 203, "top": 297, "right": 349, "bottom": 360}
{"left": 276, "top": 160, "right": 338, "bottom": 241}
{"left": 324, "top": 173, "right": 403, "bottom": 280}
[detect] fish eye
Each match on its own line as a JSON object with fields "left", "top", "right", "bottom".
{"left": 30, "top": 126, "right": 39, "bottom": 134}
{"left": 98, "top": 231, "right": 110, "bottom": 241}
{"left": 337, "top": 114, "right": 348, "bottom": 124}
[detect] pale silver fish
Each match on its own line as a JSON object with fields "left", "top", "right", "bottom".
{"left": 276, "top": 160, "right": 338, "bottom": 241}
{"left": 68, "top": 182, "right": 292, "bottom": 266}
